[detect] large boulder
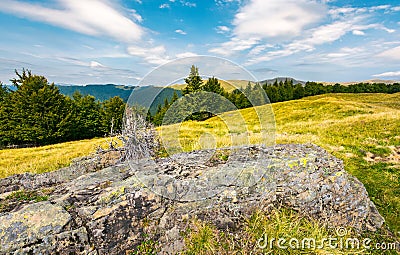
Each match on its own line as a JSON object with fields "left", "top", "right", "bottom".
{"left": 0, "top": 144, "right": 384, "bottom": 254}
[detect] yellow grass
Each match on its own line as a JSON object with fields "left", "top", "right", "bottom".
{"left": 0, "top": 137, "right": 118, "bottom": 178}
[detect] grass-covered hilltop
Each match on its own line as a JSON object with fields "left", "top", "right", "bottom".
{"left": 0, "top": 67, "right": 399, "bottom": 254}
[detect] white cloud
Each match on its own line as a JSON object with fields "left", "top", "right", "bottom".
{"left": 129, "top": 9, "right": 143, "bottom": 23}
{"left": 244, "top": 5, "right": 399, "bottom": 65}
{"left": 90, "top": 61, "right": 106, "bottom": 68}
{"left": 159, "top": 3, "right": 170, "bottom": 9}
{"left": 373, "top": 71, "right": 400, "bottom": 77}
{"left": 328, "top": 7, "right": 364, "bottom": 18}
{"left": 392, "top": 6, "right": 400, "bottom": 11}
{"left": 215, "top": 0, "right": 241, "bottom": 6}
{"left": 127, "top": 45, "right": 169, "bottom": 65}
{"left": 384, "top": 28, "right": 396, "bottom": 33}
{"left": 352, "top": 30, "right": 365, "bottom": 36}
{"left": 233, "top": 0, "right": 326, "bottom": 40}
{"left": 175, "top": 29, "right": 187, "bottom": 35}
{"left": 377, "top": 46, "right": 400, "bottom": 60}
{"left": 0, "top": 0, "right": 143, "bottom": 43}
{"left": 213, "top": 2, "right": 399, "bottom": 67}
{"left": 57, "top": 58, "right": 109, "bottom": 69}
{"left": 216, "top": 25, "right": 230, "bottom": 34}
{"left": 209, "top": 37, "right": 259, "bottom": 56}
{"left": 176, "top": 52, "right": 198, "bottom": 58}
{"left": 246, "top": 20, "right": 355, "bottom": 64}
{"left": 180, "top": 1, "right": 196, "bottom": 7}
{"left": 324, "top": 47, "right": 364, "bottom": 58}
{"left": 370, "top": 5, "right": 391, "bottom": 11}
{"left": 248, "top": 44, "right": 274, "bottom": 56}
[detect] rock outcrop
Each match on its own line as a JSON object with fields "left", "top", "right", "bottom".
{"left": 0, "top": 144, "right": 384, "bottom": 254}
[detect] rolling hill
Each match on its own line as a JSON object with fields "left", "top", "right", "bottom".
{"left": 56, "top": 84, "right": 136, "bottom": 102}
{"left": 259, "top": 77, "right": 306, "bottom": 85}
{"left": 127, "top": 86, "right": 182, "bottom": 115}
{"left": 2, "top": 93, "right": 399, "bottom": 235}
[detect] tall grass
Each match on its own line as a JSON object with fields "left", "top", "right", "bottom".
{"left": 0, "top": 138, "right": 116, "bottom": 178}
{"left": 183, "top": 208, "right": 398, "bottom": 255}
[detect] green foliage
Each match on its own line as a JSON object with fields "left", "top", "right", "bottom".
{"left": 152, "top": 91, "right": 179, "bottom": 126}
{"left": 63, "top": 92, "right": 103, "bottom": 140}
{"left": 0, "top": 69, "right": 126, "bottom": 147}
{"left": 0, "top": 81, "right": 9, "bottom": 102}
{"left": 101, "top": 96, "right": 126, "bottom": 135}
{"left": 202, "top": 77, "right": 225, "bottom": 95}
{"left": 0, "top": 69, "right": 70, "bottom": 146}
{"left": 183, "top": 65, "right": 203, "bottom": 95}
{"left": 130, "top": 234, "right": 159, "bottom": 255}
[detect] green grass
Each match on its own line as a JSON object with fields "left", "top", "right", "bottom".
{"left": 183, "top": 208, "right": 399, "bottom": 254}
{"left": 5, "top": 190, "right": 49, "bottom": 202}
{"left": 0, "top": 189, "right": 53, "bottom": 213}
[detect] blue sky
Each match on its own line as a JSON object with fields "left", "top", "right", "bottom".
{"left": 0, "top": 0, "right": 399, "bottom": 85}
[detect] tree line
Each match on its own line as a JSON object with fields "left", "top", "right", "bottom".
{"left": 0, "top": 69, "right": 125, "bottom": 148}
{"left": 1, "top": 67, "right": 399, "bottom": 146}
{"left": 263, "top": 79, "right": 400, "bottom": 103}
{"left": 149, "top": 65, "right": 400, "bottom": 125}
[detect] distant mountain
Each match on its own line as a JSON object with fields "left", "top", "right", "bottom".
{"left": 259, "top": 77, "right": 306, "bottom": 86}
{"left": 319, "top": 79, "right": 400, "bottom": 86}
{"left": 56, "top": 84, "right": 136, "bottom": 102}
{"left": 57, "top": 84, "right": 182, "bottom": 113}
{"left": 128, "top": 86, "right": 182, "bottom": 115}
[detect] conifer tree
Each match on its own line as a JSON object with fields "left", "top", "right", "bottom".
{"left": 1, "top": 69, "right": 69, "bottom": 145}
{"left": 183, "top": 65, "right": 203, "bottom": 95}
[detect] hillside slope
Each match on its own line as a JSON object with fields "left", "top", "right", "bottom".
{"left": 1, "top": 93, "right": 399, "bottom": 234}
{"left": 57, "top": 84, "right": 135, "bottom": 101}
{"left": 160, "top": 93, "right": 400, "bottom": 233}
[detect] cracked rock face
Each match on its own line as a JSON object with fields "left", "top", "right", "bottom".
{"left": 0, "top": 144, "right": 385, "bottom": 254}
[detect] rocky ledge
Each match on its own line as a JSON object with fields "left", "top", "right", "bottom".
{"left": 0, "top": 144, "right": 384, "bottom": 254}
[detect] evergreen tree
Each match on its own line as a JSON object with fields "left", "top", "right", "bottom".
{"left": 66, "top": 92, "right": 104, "bottom": 140}
{"left": 183, "top": 65, "right": 203, "bottom": 95}
{"left": 171, "top": 91, "right": 179, "bottom": 103}
{"left": 164, "top": 97, "right": 169, "bottom": 108}
{"left": 293, "top": 84, "right": 305, "bottom": 99}
{"left": 202, "top": 77, "right": 225, "bottom": 95}
{"left": 0, "top": 82, "right": 9, "bottom": 102}
{"left": 101, "top": 96, "right": 126, "bottom": 135}
{"left": 1, "top": 69, "right": 70, "bottom": 145}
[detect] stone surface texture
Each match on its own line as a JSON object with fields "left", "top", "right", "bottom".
{"left": 0, "top": 144, "right": 384, "bottom": 254}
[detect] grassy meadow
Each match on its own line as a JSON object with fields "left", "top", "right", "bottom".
{"left": 0, "top": 137, "right": 119, "bottom": 178}
{"left": 1, "top": 92, "right": 399, "bottom": 252}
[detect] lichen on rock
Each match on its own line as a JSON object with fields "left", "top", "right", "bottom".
{"left": 0, "top": 144, "right": 385, "bottom": 254}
